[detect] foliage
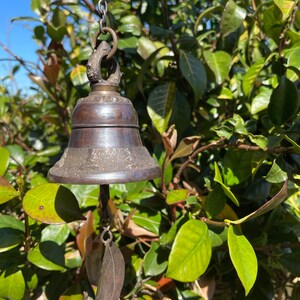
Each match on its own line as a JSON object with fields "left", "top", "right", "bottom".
{"left": 1, "top": 0, "right": 300, "bottom": 299}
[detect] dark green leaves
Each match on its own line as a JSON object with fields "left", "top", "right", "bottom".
{"left": 166, "top": 220, "right": 211, "bottom": 282}
{"left": 23, "top": 183, "right": 85, "bottom": 224}
{"left": 0, "top": 215, "right": 24, "bottom": 252}
{"left": 221, "top": 0, "right": 246, "bottom": 37}
{"left": 268, "top": 77, "right": 300, "bottom": 125}
{"left": 179, "top": 50, "right": 207, "bottom": 103}
{"left": 144, "top": 242, "right": 168, "bottom": 276}
{"left": 147, "top": 82, "right": 176, "bottom": 134}
{"left": 28, "top": 242, "right": 65, "bottom": 271}
{"left": 228, "top": 225, "right": 258, "bottom": 295}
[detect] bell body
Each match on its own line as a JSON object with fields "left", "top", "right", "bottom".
{"left": 48, "top": 89, "right": 160, "bottom": 184}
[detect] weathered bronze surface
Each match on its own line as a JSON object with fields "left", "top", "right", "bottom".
{"left": 48, "top": 41, "right": 160, "bottom": 184}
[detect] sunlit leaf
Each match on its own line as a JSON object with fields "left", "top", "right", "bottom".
{"left": 203, "top": 51, "right": 231, "bottom": 84}
{"left": 70, "top": 65, "right": 88, "bottom": 86}
{"left": 268, "top": 76, "right": 300, "bottom": 125}
{"left": 266, "top": 159, "right": 288, "bottom": 183}
{"left": 166, "top": 189, "right": 189, "bottom": 205}
{"left": 228, "top": 225, "right": 258, "bottom": 295}
{"left": 214, "top": 162, "right": 239, "bottom": 206}
{"left": 285, "top": 47, "right": 300, "bottom": 81}
{"left": 0, "top": 147, "right": 10, "bottom": 176}
{"left": 274, "top": 0, "right": 296, "bottom": 21}
{"left": 0, "top": 269, "right": 25, "bottom": 300}
{"left": 179, "top": 50, "right": 207, "bottom": 103}
{"left": 221, "top": 0, "right": 246, "bottom": 37}
{"left": 166, "top": 220, "right": 211, "bottom": 282}
{"left": 0, "top": 179, "right": 20, "bottom": 205}
{"left": 251, "top": 87, "right": 272, "bottom": 114}
{"left": 147, "top": 82, "right": 176, "bottom": 134}
{"left": 243, "top": 59, "right": 265, "bottom": 96}
{"left": 23, "top": 183, "right": 85, "bottom": 224}
{"left": 41, "top": 224, "right": 70, "bottom": 245}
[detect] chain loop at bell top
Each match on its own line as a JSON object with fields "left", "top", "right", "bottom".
{"left": 97, "top": 0, "right": 108, "bottom": 33}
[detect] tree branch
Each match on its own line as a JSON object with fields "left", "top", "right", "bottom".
{"left": 173, "top": 138, "right": 294, "bottom": 185}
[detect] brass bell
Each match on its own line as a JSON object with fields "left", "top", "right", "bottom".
{"left": 48, "top": 40, "right": 160, "bottom": 184}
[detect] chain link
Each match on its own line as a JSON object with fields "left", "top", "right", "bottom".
{"left": 97, "top": 0, "right": 108, "bottom": 33}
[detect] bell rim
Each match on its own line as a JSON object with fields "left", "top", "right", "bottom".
{"left": 47, "top": 166, "right": 161, "bottom": 185}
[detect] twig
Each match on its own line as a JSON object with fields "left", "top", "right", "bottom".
{"left": 173, "top": 138, "right": 294, "bottom": 184}
{"left": 173, "top": 137, "right": 226, "bottom": 184}
{"left": 200, "top": 217, "right": 226, "bottom": 228}
{"left": 0, "top": 41, "right": 33, "bottom": 75}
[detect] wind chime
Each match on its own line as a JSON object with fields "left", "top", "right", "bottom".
{"left": 48, "top": 1, "right": 161, "bottom": 298}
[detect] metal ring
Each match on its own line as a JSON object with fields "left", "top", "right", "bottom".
{"left": 100, "top": 226, "right": 113, "bottom": 245}
{"left": 91, "top": 27, "right": 118, "bottom": 60}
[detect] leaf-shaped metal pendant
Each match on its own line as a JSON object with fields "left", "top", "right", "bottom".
{"left": 86, "top": 237, "right": 104, "bottom": 286}
{"left": 95, "top": 241, "right": 125, "bottom": 300}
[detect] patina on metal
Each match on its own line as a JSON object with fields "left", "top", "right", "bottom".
{"left": 48, "top": 34, "right": 160, "bottom": 184}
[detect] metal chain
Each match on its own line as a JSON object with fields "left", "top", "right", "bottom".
{"left": 97, "top": 0, "right": 108, "bottom": 33}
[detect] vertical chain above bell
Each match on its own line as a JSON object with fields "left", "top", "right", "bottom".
{"left": 48, "top": 35, "right": 160, "bottom": 184}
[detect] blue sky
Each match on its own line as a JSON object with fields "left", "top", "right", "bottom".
{"left": 0, "top": 1, "right": 38, "bottom": 93}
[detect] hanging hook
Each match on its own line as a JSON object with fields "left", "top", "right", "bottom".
{"left": 91, "top": 27, "right": 118, "bottom": 60}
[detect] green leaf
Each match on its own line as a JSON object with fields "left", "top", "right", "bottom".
{"left": 143, "top": 242, "right": 168, "bottom": 276}
{"left": 0, "top": 147, "right": 10, "bottom": 176}
{"left": 268, "top": 76, "right": 300, "bottom": 125}
{"left": 285, "top": 47, "right": 300, "bottom": 81}
{"left": 6, "top": 145, "right": 25, "bottom": 166}
{"left": 28, "top": 242, "right": 65, "bottom": 271}
{"left": 179, "top": 50, "right": 207, "bottom": 103}
{"left": 119, "top": 15, "right": 142, "bottom": 36}
{"left": 203, "top": 51, "right": 231, "bottom": 84}
{"left": 41, "top": 224, "right": 70, "bottom": 245}
{"left": 228, "top": 225, "right": 258, "bottom": 295}
{"left": 251, "top": 87, "right": 272, "bottom": 114}
{"left": 70, "top": 65, "right": 88, "bottom": 86}
{"left": 46, "top": 24, "right": 67, "bottom": 42}
{"left": 205, "top": 184, "right": 226, "bottom": 217}
{"left": 23, "top": 183, "right": 85, "bottom": 224}
{"left": 0, "top": 181, "right": 20, "bottom": 205}
{"left": 166, "top": 189, "right": 189, "bottom": 205}
{"left": 118, "top": 36, "right": 138, "bottom": 50}
{"left": 137, "top": 37, "right": 157, "bottom": 60}
{"left": 225, "top": 181, "right": 287, "bottom": 225}
{"left": 166, "top": 220, "right": 212, "bottom": 282}
{"left": 147, "top": 82, "right": 176, "bottom": 135}
{"left": 0, "top": 215, "right": 25, "bottom": 252}
{"left": 284, "top": 134, "right": 300, "bottom": 155}
{"left": 266, "top": 159, "right": 288, "bottom": 183}
{"left": 249, "top": 134, "right": 269, "bottom": 149}
{"left": 0, "top": 269, "right": 25, "bottom": 300}
{"left": 132, "top": 212, "right": 162, "bottom": 236}
{"left": 221, "top": 0, "right": 247, "bottom": 37}
{"left": 223, "top": 150, "right": 253, "bottom": 186}
{"left": 243, "top": 59, "right": 265, "bottom": 96}
{"left": 274, "top": 0, "right": 296, "bottom": 21}
{"left": 214, "top": 162, "right": 239, "bottom": 206}
{"left": 52, "top": 7, "right": 66, "bottom": 28}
